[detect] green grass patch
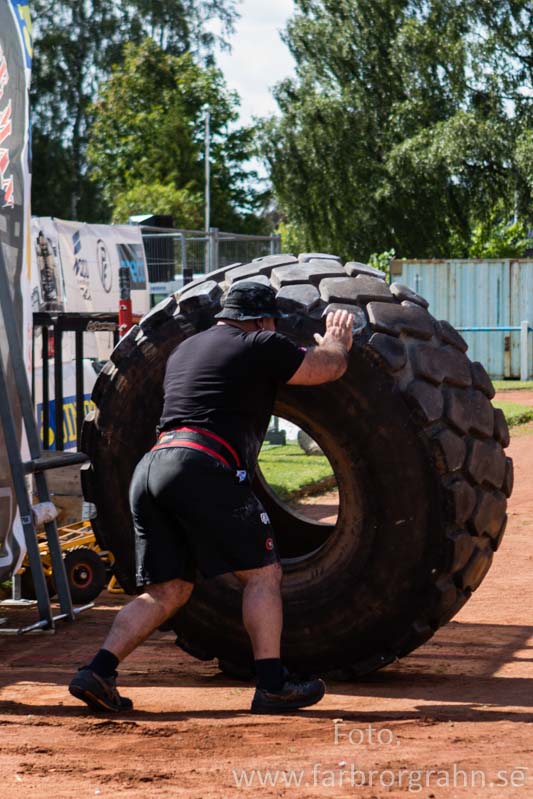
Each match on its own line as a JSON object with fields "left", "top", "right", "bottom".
{"left": 492, "top": 400, "right": 533, "bottom": 427}
{"left": 258, "top": 443, "right": 335, "bottom": 501}
{"left": 493, "top": 380, "right": 533, "bottom": 391}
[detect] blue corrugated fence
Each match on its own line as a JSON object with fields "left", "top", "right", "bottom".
{"left": 391, "top": 259, "right": 533, "bottom": 379}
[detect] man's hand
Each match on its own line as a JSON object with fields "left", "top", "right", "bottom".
{"left": 288, "top": 309, "right": 355, "bottom": 386}
{"left": 314, "top": 309, "right": 354, "bottom": 352}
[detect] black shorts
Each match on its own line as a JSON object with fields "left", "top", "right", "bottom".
{"left": 129, "top": 446, "right": 279, "bottom": 587}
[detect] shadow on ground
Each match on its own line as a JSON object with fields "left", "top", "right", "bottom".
{"left": 1, "top": 595, "right": 531, "bottom": 723}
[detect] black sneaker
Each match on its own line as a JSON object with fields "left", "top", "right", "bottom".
{"left": 69, "top": 668, "right": 133, "bottom": 713}
{"left": 251, "top": 677, "right": 326, "bottom": 714}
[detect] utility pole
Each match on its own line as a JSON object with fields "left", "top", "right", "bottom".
{"left": 204, "top": 107, "right": 211, "bottom": 272}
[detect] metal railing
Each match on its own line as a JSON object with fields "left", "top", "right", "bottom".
{"left": 457, "top": 321, "right": 531, "bottom": 381}
{"left": 32, "top": 312, "right": 120, "bottom": 451}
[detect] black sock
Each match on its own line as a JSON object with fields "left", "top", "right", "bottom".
{"left": 255, "top": 658, "right": 284, "bottom": 691}
{"left": 87, "top": 648, "right": 119, "bottom": 678}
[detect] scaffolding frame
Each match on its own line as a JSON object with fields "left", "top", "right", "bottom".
{"left": 0, "top": 246, "right": 91, "bottom": 634}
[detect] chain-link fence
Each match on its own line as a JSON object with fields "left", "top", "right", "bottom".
{"left": 141, "top": 227, "right": 281, "bottom": 289}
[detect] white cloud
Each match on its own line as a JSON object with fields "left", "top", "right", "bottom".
{"left": 215, "top": 0, "right": 297, "bottom": 123}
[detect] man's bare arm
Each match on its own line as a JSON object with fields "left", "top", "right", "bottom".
{"left": 287, "top": 309, "right": 354, "bottom": 386}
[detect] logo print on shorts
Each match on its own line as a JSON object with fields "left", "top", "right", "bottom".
{"left": 260, "top": 512, "right": 270, "bottom": 525}
{"left": 265, "top": 537, "right": 274, "bottom": 551}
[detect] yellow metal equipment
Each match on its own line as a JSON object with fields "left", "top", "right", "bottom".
{"left": 19, "top": 520, "right": 123, "bottom": 603}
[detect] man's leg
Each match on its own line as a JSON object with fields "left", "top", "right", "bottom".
{"left": 102, "top": 577, "right": 193, "bottom": 661}
{"left": 234, "top": 562, "right": 325, "bottom": 713}
{"left": 69, "top": 577, "right": 193, "bottom": 712}
{"left": 234, "top": 562, "right": 283, "bottom": 659}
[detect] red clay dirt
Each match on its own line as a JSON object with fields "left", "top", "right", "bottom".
{"left": 494, "top": 389, "right": 533, "bottom": 408}
{"left": 1, "top": 425, "right": 532, "bottom": 798}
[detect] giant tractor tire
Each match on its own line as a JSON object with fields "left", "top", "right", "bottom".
{"left": 81, "top": 254, "right": 512, "bottom": 679}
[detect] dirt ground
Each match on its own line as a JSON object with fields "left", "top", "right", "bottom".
{"left": 494, "top": 389, "right": 533, "bottom": 408}
{"left": 1, "top": 420, "right": 532, "bottom": 797}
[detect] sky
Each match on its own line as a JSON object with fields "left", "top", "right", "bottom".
{"left": 215, "top": 0, "right": 297, "bottom": 124}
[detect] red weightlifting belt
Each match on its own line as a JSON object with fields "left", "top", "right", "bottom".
{"left": 151, "top": 426, "right": 241, "bottom": 471}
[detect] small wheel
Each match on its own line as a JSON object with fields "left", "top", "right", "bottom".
{"left": 63, "top": 547, "right": 107, "bottom": 603}
{"left": 20, "top": 568, "right": 57, "bottom": 600}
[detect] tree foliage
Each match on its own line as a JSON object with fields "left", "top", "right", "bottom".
{"left": 30, "top": 0, "right": 238, "bottom": 220}
{"left": 87, "top": 41, "right": 264, "bottom": 231}
{"left": 261, "top": 0, "right": 532, "bottom": 260}
{"left": 468, "top": 212, "right": 530, "bottom": 258}
{"left": 111, "top": 182, "right": 204, "bottom": 227}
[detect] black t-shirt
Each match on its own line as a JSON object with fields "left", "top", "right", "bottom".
{"left": 158, "top": 324, "right": 305, "bottom": 472}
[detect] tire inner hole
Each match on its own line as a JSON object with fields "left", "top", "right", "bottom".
{"left": 254, "top": 415, "right": 339, "bottom": 561}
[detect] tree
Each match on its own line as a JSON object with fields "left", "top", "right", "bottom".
{"left": 261, "top": 0, "right": 532, "bottom": 260}
{"left": 87, "top": 40, "right": 264, "bottom": 231}
{"left": 468, "top": 210, "right": 530, "bottom": 258}
{"left": 30, "top": 0, "right": 238, "bottom": 220}
{"left": 111, "top": 182, "right": 204, "bottom": 227}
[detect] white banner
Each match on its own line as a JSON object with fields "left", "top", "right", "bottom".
{"left": 31, "top": 216, "right": 63, "bottom": 312}
{"left": 31, "top": 217, "right": 150, "bottom": 360}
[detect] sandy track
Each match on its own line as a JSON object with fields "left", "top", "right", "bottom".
{"left": 1, "top": 428, "right": 532, "bottom": 797}
{"left": 494, "top": 390, "right": 533, "bottom": 408}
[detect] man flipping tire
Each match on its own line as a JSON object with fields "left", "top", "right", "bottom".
{"left": 69, "top": 281, "right": 353, "bottom": 714}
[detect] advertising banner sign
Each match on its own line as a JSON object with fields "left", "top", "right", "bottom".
{"left": 0, "top": 0, "right": 32, "bottom": 581}
{"left": 32, "top": 216, "right": 63, "bottom": 312}
{"left": 53, "top": 219, "right": 148, "bottom": 313}
{"left": 34, "top": 360, "right": 97, "bottom": 451}
{"left": 30, "top": 218, "right": 151, "bottom": 452}
{"left": 31, "top": 217, "right": 150, "bottom": 360}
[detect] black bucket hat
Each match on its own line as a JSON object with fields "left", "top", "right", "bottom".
{"left": 214, "top": 280, "right": 285, "bottom": 321}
